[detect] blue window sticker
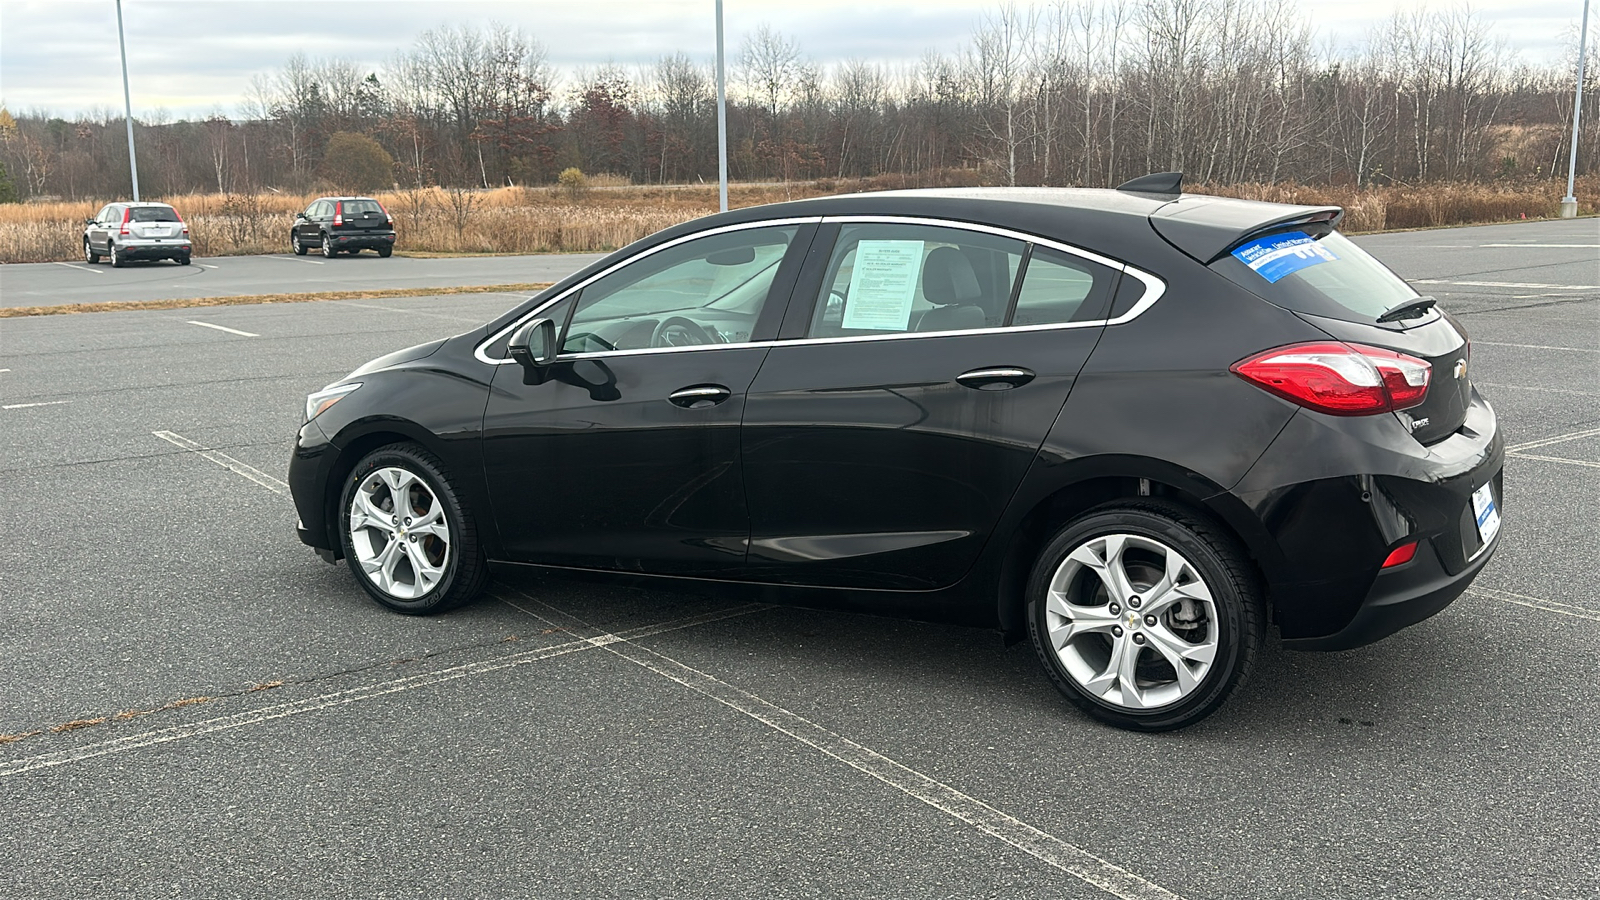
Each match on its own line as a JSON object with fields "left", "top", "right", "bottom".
{"left": 1230, "top": 231, "right": 1338, "bottom": 283}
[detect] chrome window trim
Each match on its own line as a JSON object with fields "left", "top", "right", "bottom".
{"left": 474, "top": 217, "right": 822, "bottom": 365}
{"left": 475, "top": 213, "right": 1169, "bottom": 366}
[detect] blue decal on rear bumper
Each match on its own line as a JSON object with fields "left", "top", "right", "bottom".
{"left": 1231, "top": 231, "right": 1338, "bottom": 283}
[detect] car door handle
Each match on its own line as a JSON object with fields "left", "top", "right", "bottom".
{"left": 668, "top": 385, "right": 732, "bottom": 409}
{"left": 955, "top": 367, "right": 1036, "bottom": 391}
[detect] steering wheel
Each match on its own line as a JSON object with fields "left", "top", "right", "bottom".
{"left": 649, "top": 315, "right": 718, "bottom": 348}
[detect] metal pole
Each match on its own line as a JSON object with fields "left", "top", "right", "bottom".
{"left": 1561, "top": 0, "right": 1591, "bottom": 217}
{"left": 116, "top": 0, "right": 141, "bottom": 201}
{"left": 715, "top": 0, "right": 729, "bottom": 213}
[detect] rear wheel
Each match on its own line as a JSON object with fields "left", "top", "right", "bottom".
{"left": 377, "top": 246, "right": 392, "bottom": 258}
{"left": 321, "top": 233, "right": 337, "bottom": 258}
{"left": 110, "top": 242, "right": 126, "bottom": 267}
{"left": 1026, "top": 499, "right": 1263, "bottom": 731}
{"left": 338, "top": 443, "right": 488, "bottom": 614}
{"left": 177, "top": 255, "right": 191, "bottom": 265}
{"left": 84, "top": 239, "right": 100, "bottom": 264}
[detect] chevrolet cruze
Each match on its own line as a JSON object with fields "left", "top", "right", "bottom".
{"left": 289, "top": 175, "right": 1503, "bottom": 730}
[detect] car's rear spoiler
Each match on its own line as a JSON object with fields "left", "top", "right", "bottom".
{"left": 1148, "top": 195, "right": 1344, "bottom": 264}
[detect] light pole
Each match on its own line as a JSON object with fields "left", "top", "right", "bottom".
{"left": 116, "top": 0, "right": 141, "bottom": 201}
{"left": 715, "top": 0, "right": 728, "bottom": 213}
{"left": 1561, "top": 0, "right": 1591, "bottom": 218}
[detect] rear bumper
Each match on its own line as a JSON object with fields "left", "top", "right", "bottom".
{"left": 1282, "top": 528, "right": 1498, "bottom": 650}
{"left": 118, "top": 240, "right": 190, "bottom": 259}
{"left": 331, "top": 232, "right": 395, "bottom": 249}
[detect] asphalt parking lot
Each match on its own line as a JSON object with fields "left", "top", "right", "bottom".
{"left": 1, "top": 218, "right": 1596, "bottom": 899}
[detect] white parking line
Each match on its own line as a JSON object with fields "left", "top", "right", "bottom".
{"left": 1474, "top": 341, "right": 1598, "bottom": 353}
{"left": 264, "top": 255, "right": 325, "bottom": 265}
{"left": 152, "top": 430, "right": 287, "bottom": 493}
{"left": 1414, "top": 279, "right": 1598, "bottom": 291}
{"left": 197, "top": 264, "right": 221, "bottom": 270}
{"left": 0, "top": 604, "right": 769, "bottom": 777}
{"left": 1506, "top": 426, "right": 1600, "bottom": 453}
{"left": 2, "top": 400, "right": 71, "bottom": 410}
{"left": 51, "top": 261, "right": 103, "bottom": 274}
{"left": 1508, "top": 452, "right": 1600, "bottom": 469}
{"left": 186, "top": 320, "right": 259, "bottom": 337}
{"left": 1475, "top": 382, "right": 1599, "bottom": 397}
{"left": 1468, "top": 587, "right": 1600, "bottom": 622}
{"left": 500, "top": 590, "right": 1186, "bottom": 900}
{"left": 1477, "top": 243, "right": 1600, "bottom": 249}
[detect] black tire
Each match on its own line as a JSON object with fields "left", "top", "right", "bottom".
{"left": 338, "top": 442, "right": 488, "bottom": 614}
{"left": 110, "top": 242, "right": 126, "bottom": 267}
{"left": 84, "top": 240, "right": 101, "bottom": 264}
{"left": 377, "top": 246, "right": 392, "bottom": 258}
{"left": 292, "top": 232, "right": 307, "bottom": 255}
{"left": 321, "top": 233, "right": 337, "bottom": 258}
{"left": 1026, "top": 499, "right": 1264, "bottom": 732}
{"left": 177, "top": 255, "right": 191, "bottom": 265}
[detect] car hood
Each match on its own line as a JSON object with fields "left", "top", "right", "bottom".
{"left": 345, "top": 338, "right": 448, "bottom": 379}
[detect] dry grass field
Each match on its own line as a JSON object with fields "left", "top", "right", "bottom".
{"left": 0, "top": 177, "right": 1591, "bottom": 265}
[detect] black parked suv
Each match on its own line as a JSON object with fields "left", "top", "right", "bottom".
{"left": 288, "top": 175, "right": 1503, "bottom": 731}
{"left": 292, "top": 196, "right": 396, "bottom": 258}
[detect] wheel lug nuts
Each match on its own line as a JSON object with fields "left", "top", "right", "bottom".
{"left": 1145, "top": 615, "right": 1157, "bottom": 627}
{"left": 404, "top": 517, "right": 412, "bottom": 525}
{"left": 1129, "top": 595, "right": 1142, "bottom": 608}
{"left": 408, "top": 535, "right": 416, "bottom": 543}
{"left": 1133, "top": 633, "right": 1146, "bottom": 645}
{"left": 1109, "top": 603, "right": 1121, "bottom": 615}
{"left": 391, "top": 516, "right": 399, "bottom": 525}
{"left": 1112, "top": 626, "right": 1124, "bottom": 637}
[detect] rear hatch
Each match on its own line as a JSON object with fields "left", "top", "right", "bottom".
{"left": 1206, "top": 227, "right": 1471, "bottom": 445}
{"left": 334, "top": 199, "right": 391, "bottom": 235}
{"left": 127, "top": 206, "right": 183, "bottom": 240}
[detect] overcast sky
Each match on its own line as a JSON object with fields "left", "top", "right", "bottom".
{"left": 0, "top": 0, "right": 1591, "bottom": 120}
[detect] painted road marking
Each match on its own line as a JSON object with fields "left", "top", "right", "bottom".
{"left": 152, "top": 430, "right": 287, "bottom": 493}
{"left": 0, "top": 604, "right": 768, "bottom": 777}
{"left": 2, "top": 400, "right": 71, "bottom": 410}
{"left": 1507, "top": 426, "right": 1600, "bottom": 453}
{"left": 500, "top": 589, "right": 1186, "bottom": 900}
{"left": 1509, "top": 452, "right": 1600, "bottom": 469}
{"left": 1414, "top": 279, "right": 1598, "bottom": 291}
{"left": 1469, "top": 586, "right": 1600, "bottom": 622}
{"left": 1474, "top": 341, "right": 1598, "bottom": 353}
{"left": 1477, "top": 243, "right": 1600, "bottom": 249}
{"left": 186, "top": 320, "right": 259, "bottom": 337}
{"left": 51, "top": 261, "right": 103, "bottom": 274}
{"left": 1476, "top": 382, "right": 1599, "bottom": 397}
{"left": 264, "top": 256, "right": 325, "bottom": 265}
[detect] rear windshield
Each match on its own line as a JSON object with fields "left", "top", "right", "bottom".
{"left": 1209, "top": 230, "right": 1419, "bottom": 323}
{"left": 129, "top": 206, "right": 180, "bottom": 222}
{"left": 342, "top": 200, "right": 382, "bottom": 216}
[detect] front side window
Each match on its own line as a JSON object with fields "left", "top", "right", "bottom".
{"left": 808, "top": 223, "right": 1026, "bottom": 338}
{"left": 561, "top": 225, "right": 799, "bottom": 353}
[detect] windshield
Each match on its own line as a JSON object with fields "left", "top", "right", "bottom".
{"left": 1209, "top": 230, "right": 1420, "bottom": 324}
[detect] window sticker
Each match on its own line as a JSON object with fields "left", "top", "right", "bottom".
{"left": 1230, "top": 231, "right": 1338, "bottom": 283}
{"left": 842, "top": 240, "right": 925, "bottom": 330}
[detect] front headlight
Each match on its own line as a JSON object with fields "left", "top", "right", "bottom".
{"left": 304, "top": 383, "right": 361, "bottom": 422}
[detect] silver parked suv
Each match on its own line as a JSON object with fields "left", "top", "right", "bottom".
{"left": 84, "top": 201, "right": 192, "bottom": 266}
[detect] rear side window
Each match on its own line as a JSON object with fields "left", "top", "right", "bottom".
{"left": 1011, "top": 247, "right": 1117, "bottom": 326}
{"left": 129, "top": 206, "right": 179, "bottom": 222}
{"left": 1211, "top": 230, "right": 1418, "bottom": 323}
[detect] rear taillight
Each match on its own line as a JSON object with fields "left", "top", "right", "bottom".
{"left": 119, "top": 207, "right": 130, "bottom": 235}
{"left": 376, "top": 200, "right": 391, "bottom": 226}
{"left": 176, "top": 209, "right": 188, "bottom": 235}
{"left": 1231, "top": 341, "right": 1430, "bottom": 416}
{"left": 333, "top": 201, "right": 343, "bottom": 227}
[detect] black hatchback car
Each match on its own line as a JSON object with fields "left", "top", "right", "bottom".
{"left": 289, "top": 176, "right": 1503, "bottom": 730}
{"left": 291, "top": 196, "right": 396, "bottom": 257}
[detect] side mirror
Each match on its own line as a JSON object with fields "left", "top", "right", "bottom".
{"left": 508, "top": 318, "right": 558, "bottom": 384}
{"left": 85, "top": 218, "right": 97, "bottom": 225}
{"left": 294, "top": 212, "right": 308, "bottom": 220}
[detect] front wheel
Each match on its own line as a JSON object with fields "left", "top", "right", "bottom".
{"left": 1026, "top": 499, "right": 1264, "bottom": 731}
{"left": 84, "top": 240, "right": 101, "bottom": 264}
{"left": 292, "top": 232, "right": 307, "bottom": 255}
{"left": 338, "top": 443, "right": 488, "bottom": 614}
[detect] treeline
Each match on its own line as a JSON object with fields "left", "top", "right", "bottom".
{"left": 1, "top": 0, "right": 1596, "bottom": 202}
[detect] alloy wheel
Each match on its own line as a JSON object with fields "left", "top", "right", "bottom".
{"left": 1041, "top": 533, "right": 1219, "bottom": 710}
{"left": 347, "top": 466, "right": 451, "bottom": 600}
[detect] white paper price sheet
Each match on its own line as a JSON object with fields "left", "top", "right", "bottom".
{"left": 842, "top": 240, "right": 925, "bottom": 330}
